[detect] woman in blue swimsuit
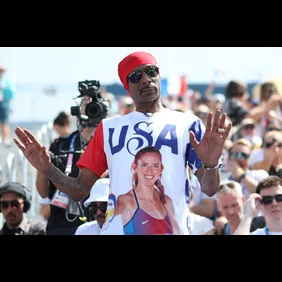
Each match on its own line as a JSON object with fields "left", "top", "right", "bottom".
{"left": 115, "top": 146, "right": 180, "bottom": 235}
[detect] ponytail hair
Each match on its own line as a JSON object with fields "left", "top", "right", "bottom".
{"left": 132, "top": 172, "right": 138, "bottom": 188}
{"left": 155, "top": 177, "right": 166, "bottom": 204}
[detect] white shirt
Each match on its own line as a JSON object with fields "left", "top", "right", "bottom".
{"left": 249, "top": 148, "right": 264, "bottom": 169}
{"left": 243, "top": 169, "right": 269, "bottom": 200}
{"left": 250, "top": 228, "right": 282, "bottom": 235}
{"left": 75, "top": 221, "right": 103, "bottom": 235}
{"left": 188, "top": 213, "right": 215, "bottom": 235}
{"left": 100, "top": 110, "right": 206, "bottom": 235}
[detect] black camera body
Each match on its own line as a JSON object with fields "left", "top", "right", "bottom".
{"left": 71, "top": 80, "right": 109, "bottom": 127}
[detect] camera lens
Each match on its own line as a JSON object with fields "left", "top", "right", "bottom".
{"left": 85, "top": 102, "right": 102, "bottom": 119}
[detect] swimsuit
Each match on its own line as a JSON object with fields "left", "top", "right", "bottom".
{"left": 123, "top": 189, "right": 173, "bottom": 235}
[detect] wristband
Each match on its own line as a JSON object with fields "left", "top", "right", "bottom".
{"left": 238, "top": 173, "right": 247, "bottom": 182}
{"left": 202, "top": 163, "right": 220, "bottom": 171}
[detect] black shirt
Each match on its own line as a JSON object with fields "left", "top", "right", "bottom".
{"left": 46, "top": 130, "right": 89, "bottom": 235}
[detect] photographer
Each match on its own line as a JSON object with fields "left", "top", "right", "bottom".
{"left": 36, "top": 80, "right": 109, "bottom": 235}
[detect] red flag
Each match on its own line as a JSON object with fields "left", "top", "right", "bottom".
{"left": 179, "top": 75, "right": 187, "bottom": 96}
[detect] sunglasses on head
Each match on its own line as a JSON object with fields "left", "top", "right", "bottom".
{"left": 0, "top": 199, "right": 22, "bottom": 210}
{"left": 230, "top": 151, "right": 249, "bottom": 160}
{"left": 89, "top": 203, "right": 107, "bottom": 214}
{"left": 261, "top": 194, "right": 282, "bottom": 205}
{"left": 127, "top": 65, "right": 159, "bottom": 84}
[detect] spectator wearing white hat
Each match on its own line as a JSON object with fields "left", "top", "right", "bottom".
{"left": 75, "top": 178, "right": 110, "bottom": 235}
{"left": 232, "top": 118, "right": 262, "bottom": 150}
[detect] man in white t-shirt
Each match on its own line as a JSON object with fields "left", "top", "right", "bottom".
{"left": 13, "top": 51, "right": 232, "bottom": 235}
{"left": 189, "top": 173, "right": 217, "bottom": 220}
{"left": 75, "top": 178, "right": 110, "bottom": 235}
{"left": 234, "top": 176, "right": 282, "bottom": 235}
{"left": 188, "top": 187, "right": 215, "bottom": 235}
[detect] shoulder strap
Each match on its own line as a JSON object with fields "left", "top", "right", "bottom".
{"left": 64, "top": 132, "right": 79, "bottom": 176}
{"left": 132, "top": 189, "right": 139, "bottom": 208}
{"left": 224, "top": 224, "right": 230, "bottom": 235}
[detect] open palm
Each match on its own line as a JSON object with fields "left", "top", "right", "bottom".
{"left": 14, "top": 127, "right": 52, "bottom": 172}
{"left": 190, "top": 110, "right": 232, "bottom": 168}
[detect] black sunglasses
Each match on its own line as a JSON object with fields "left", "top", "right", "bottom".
{"left": 127, "top": 65, "right": 159, "bottom": 84}
{"left": 230, "top": 151, "right": 249, "bottom": 160}
{"left": 243, "top": 124, "right": 255, "bottom": 130}
{"left": 261, "top": 194, "right": 282, "bottom": 205}
{"left": 89, "top": 203, "right": 107, "bottom": 214}
{"left": 265, "top": 138, "right": 282, "bottom": 148}
{"left": 0, "top": 199, "right": 22, "bottom": 210}
{"left": 266, "top": 127, "right": 281, "bottom": 132}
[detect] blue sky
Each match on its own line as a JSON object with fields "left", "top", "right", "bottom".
{"left": 1, "top": 47, "right": 282, "bottom": 86}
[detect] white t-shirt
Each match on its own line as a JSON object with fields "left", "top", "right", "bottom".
{"left": 188, "top": 213, "right": 215, "bottom": 235}
{"left": 250, "top": 228, "right": 282, "bottom": 235}
{"left": 228, "top": 169, "right": 269, "bottom": 200}
{"left": 249, "top": 148, "right": 264, "bottom": 169}
{"left": 75, "top": 221, "right": 103, "bottom": 235}
{"left": 77, "top": 109, "right": 206, "bottom": 235}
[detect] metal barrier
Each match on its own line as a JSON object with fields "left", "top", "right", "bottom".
{"left": 0, "top": 121, "right": 54, "bottom": 226}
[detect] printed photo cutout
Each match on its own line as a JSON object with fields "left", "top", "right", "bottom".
{"left": 114, "top": 146, "right": 180, "bottom": 235}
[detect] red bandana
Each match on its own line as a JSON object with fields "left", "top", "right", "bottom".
{"left": 118, "top": 51, "right": 157, "bottom": 90}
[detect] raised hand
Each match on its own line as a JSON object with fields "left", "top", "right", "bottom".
{"left": 14, "top": 127, "right": 52, "bottom": 172}
{"left": 244, "top": 193, "right": 262, "bottom": 218}
{"left": 190, "top": 110, "right": 232, "bottom": 168}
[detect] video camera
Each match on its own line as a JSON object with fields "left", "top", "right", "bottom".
{"left": 70, "top": 80, "right": 109, "bottom": 127}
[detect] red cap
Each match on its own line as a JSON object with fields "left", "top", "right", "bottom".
{"left": 118, "top": 51, "right": 157, "bottom": 90}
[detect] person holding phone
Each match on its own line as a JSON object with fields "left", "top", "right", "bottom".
{"left": 250, "top": 130, "right": 282, "bottom": 177}
{"left": 234, "top": 176, "right": 282, "bottom": 235}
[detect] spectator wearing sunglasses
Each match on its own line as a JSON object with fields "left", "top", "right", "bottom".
{"left": 250, "top": 130, "right": 282, "bottom": 178}
{"left": 226, "top": 139, "right": 269, "bottom": 201}
{"left": 14, "top": 51, "right": 231, "bottom": 235}
{"left": 234, "top": 176, "right": 282, "bottom": 235}
{"left": 75, "top": 178, "right": 110, "bottom": 235}
{"left": 0, "top": 182, "right": 46, "bottom": 235}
